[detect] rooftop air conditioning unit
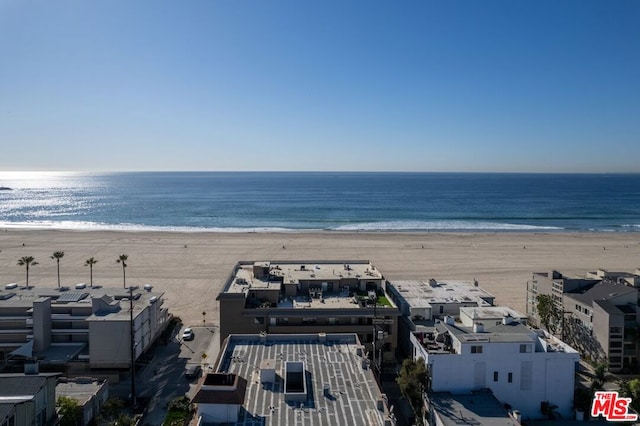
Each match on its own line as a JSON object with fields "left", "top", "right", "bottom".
{"left": 5, "top": 283, "right": 18, "bottom": 290}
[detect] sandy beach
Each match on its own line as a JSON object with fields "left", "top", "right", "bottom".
{"left": 1, "top": 229, "right": 639, "bottom": 326}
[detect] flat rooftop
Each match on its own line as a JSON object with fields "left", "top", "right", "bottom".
{"left": 210, "top": 333, "right": 393, "bottom": 426}
{"left": 0, "top": 285, "right": 164, "bottom": 321}
{"left": 389, "top": 279, "right": 495, "bottom": 309}
{"left": 224, "top": 260, "right": 383, "bottom": 295}
{"left": 56, "top": 378, "right": 107, "bottom": 405}
{"left": 429, "top": 390, "right": 518, "bottom": 426}
{"left": 421, "top": 321, "right": 578, "bottom": 354}
{"left": 460, "top": 306, "right": 527, "bottom": 320}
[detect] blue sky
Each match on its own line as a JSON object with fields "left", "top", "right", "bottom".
{"left": 1, "top": 1, "right": 638, "bottom": 172}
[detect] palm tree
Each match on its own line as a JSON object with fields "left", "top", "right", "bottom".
{"left": 116, "top": 254, "right": 128, "bottom": 288}
{"left": 17, "top": 256, "right": 38, "bottom": 289}
{"left": 85, "top": 257, "right": 98, "bottom": 288}
{"left": 50, "top": 251, "right": 65, "bottom": 289}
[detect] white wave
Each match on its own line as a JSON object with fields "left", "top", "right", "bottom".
{"left": 0, "top": 221, "right": 305, "bottom": 233}
{"left": 330, "top": 220, "right": 563, "bottom": 231}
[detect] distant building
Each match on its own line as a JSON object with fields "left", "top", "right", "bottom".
{"left": 217, "top": 261, "right": 401, "bottom": 365}
{"left": 0, "top": 372, "right": 59, "bottom": 426}
{"left": 527, "top": 269, "right": 640, "bottom": 372}
{"left": 412, "top": 317, "right": 579, "bottom": 421}
{"left": 56, "top": 377, "right": 108, "bottom": 426}
{"left": 193, "top": 333, "right": 395, "bottom": 425}
{"left": 0, "top": 284, "right": 169, "bottom": 369}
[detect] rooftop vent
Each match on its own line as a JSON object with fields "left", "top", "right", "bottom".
{"left": 260, "top": 359, "right": 276, "bottom": 384}
{"left": 150, "top": 296, "right": 158, "bottom": 304}
{"left": 143, "top": 284, "right": 153, "bottom": 292}
{"left": 5, "top": 283, "right": 18, "bottom": 290}
{"left": 284, "top": 361, "right": 307, "bottom": 402}
{"left": 75, "top": 283, "right": 86, "bottom": 290}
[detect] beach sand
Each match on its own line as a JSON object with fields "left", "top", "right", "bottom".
{"left": 1, "top": 229, "right": 639, "bottom": 326}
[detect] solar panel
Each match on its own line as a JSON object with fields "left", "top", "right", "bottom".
{"left": 56, "top": 292, "right": 89, "bottom": 302}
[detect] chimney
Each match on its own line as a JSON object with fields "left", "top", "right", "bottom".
{"left": 24, "top": 360, "right": 39, "bottom": 375}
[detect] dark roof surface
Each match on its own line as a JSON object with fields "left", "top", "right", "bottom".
{"left": 192, "top": 375, "right": 247, "bottom": 405}
{"left": 0, "top": 373, "right": 58, "bottom": 396}
{"left": 566, "top": 281, "right": 636, "bottom": 305}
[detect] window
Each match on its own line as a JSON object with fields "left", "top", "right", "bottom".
{"left": 508, "top": 372, "right": 513, "bottom": 383}
{"left": 439, "top": 305, "right": 444, "bottom": 314}
{"left": 493, "top": 371, "right": 499, "bottom": 382}
{"left": 519, "top": 344, "right": 530, "bottom": 353}
{"left": 471, "top": 345, "right": 483, "bottom": 354}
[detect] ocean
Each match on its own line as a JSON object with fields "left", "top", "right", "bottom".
{"left": 0, "top": 172, "right": 639, "bottom": 232}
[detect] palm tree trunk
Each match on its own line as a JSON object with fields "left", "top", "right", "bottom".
{"left": 26, "top": 266, "right": 29, "bottom": 289}
{"left": 123, "top": 267, "right": 126, "bottom": 289}
{"left": 57, "top": 261, "right": 60, "bottom": 288}
{"left": 90, "top": 265, "right": 93, "bottom": 288}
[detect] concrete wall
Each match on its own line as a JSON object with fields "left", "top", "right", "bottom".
{"left": 32, "top": 298, "right": 52, "bottom": 352}
{"left": 198, "top": 404, "right": 240, "bottom": 424}
{"left": 89, "top": 320, "right": 130, "bottom": 368}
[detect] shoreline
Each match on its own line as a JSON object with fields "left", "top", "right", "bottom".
{"left": 2, "top": 228, "right": 639, "bottom": 326}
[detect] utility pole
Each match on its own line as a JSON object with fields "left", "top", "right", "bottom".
{"left": 129, "top": 286, "right": 137, "bottom": 408}
{"left": 371, "top": 291, "right": 379, "bottom": 380}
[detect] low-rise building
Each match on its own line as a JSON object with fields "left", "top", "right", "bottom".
{"left": 0, "top": 284, "right": 169, "bottom": 369}
{"left": 193, "top": 333, "right": 395, "bottom": 425}
{"left": 412, "top": 317, "right": 579, "bottom": 421}
{"left": 56, "top": 377, "right": 108, "bottom": 426}
{"left": 217, "top": 261, "right": 400, "bottom": 365}
{"left": 0, "top": 372, "right": 59, "bottom": 426}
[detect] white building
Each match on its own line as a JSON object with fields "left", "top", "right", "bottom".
{"left": 411, "top": 317, "right": 579, "bottom": 421}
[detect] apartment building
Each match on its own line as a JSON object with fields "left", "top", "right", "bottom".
{"left": 216, "top": 261, "right": 400, "bottom": 364}
{"left": 193, "top": 333, "right": 395, "bottom": 425}
{"left": 0, "top": 284, "right": 169, "bottom": 369}
{"left": 527, "top": 269, "right": 640, "bottom": 372}
{"left": 411, "top": 317, "right": 579, "bottom": 420}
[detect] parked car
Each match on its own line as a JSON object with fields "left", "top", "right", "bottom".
{"left": 182, "top": 328, "right": 194, "bottom": 341}
{"left": 185, "top": 364, "right": 201, "bottom": 379}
